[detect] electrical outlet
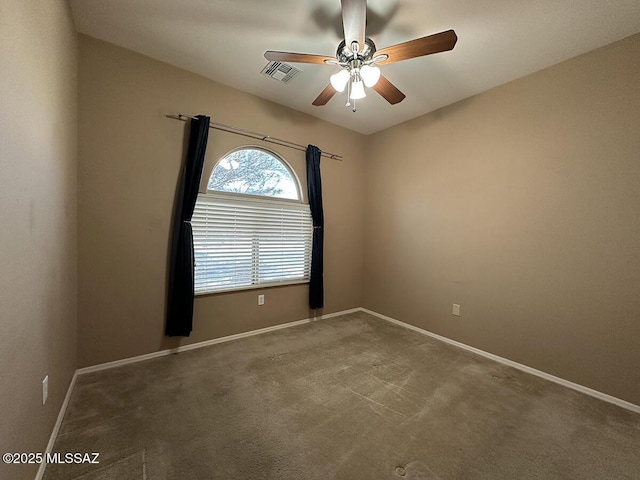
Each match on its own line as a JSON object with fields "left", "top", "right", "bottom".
{"left": 258, "top": 294, "right": 265, "bottom": 306}
{"left": 452, "top": 304, "right": 461, "bottom": 316}
{"left": 42, "top": 375, "right": 48, "bottom": 405}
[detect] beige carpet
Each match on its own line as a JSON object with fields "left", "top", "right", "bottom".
{"left": 44, "top": 311, "right": 640, "bottom": 479}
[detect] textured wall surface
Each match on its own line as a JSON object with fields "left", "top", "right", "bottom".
{"left": 77, "top": 36, "right": 365, "bottom": 367}
{"left": 364, "top": 34, "right": 640, "bottom": 405}
{"left": 0, "top": 1, "right": 78, "bottom": 479}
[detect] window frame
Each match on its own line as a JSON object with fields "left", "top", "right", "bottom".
{"left": 206, "top": 145, "right": 305, "bottom": 203}
{"left": 194, "top": 146, "right": 312, "bottom": 296}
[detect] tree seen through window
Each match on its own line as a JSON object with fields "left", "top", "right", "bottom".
{"left": 208, "top": 148, "right": 299, "bottom": 199}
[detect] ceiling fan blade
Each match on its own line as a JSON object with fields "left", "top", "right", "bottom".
{"left": 312, "top": 84, "right": 337, "bottom": 106}
{"left": 375, "top": 29, "right": 458, "bottom": 65}
{"left": 264, "top": 51, "right": 335, "bottom": 65}
{"left": 341, "top": 0, "right": 366, "bottom": 51}
{"left": 372, "top": 75, "right": 406, "bottom": 105}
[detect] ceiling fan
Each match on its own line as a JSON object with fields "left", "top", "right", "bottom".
{"left": 264, "top": 0, "right": 457, "bottom": 111}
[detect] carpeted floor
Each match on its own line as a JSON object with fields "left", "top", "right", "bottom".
{"left": 43, "top": 311, "right": 640, "bottom": 479}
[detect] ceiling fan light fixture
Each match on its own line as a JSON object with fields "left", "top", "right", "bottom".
{"left": 350, "top": 79, "right": 366, "bottom": 100}
{"left": 360, "top": 65, "right": 380, "bottom": 87}
{"left": 265, "top": 2, "right": 457, "bottom": 108}
{"left": 330, "top": 69, "right": 350, "bottom": 92}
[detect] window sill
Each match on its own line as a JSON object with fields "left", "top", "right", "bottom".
{"left": 195, "top": 279, "right": 309, "bottom": 297}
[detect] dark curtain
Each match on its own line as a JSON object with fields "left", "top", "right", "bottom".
{"left": 166, "top": 115, "right": 210, "bottom": 336}
{"left": 306, "top": 145, "right": 324, "bottom": 309}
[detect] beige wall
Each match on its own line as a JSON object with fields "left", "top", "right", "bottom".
{"left": 77, "top": 36, "right": 366, "bottom": 367}
{"left": 364, "top": 34, "right": 640, "bottom": 405}
{"left": 0, "top": 1, "right": 78, "bottom": 479}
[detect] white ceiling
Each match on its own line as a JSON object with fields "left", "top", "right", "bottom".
{"left": 69, "top": 0, "right": 640, "bottom": 135}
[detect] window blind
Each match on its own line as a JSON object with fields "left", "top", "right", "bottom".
{"left": 192, "top": 193, "right": 313, "bottom": 294}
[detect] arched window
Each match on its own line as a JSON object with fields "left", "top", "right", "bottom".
{"left": 208, "top": 148, "right": 300, "bottom": 200}
{"left": 192, "top": 147, "right": 312, "bottom": 294}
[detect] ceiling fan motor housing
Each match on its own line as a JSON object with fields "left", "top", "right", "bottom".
{"left": 336, "top": 37, "right": 377, "bottom": 64}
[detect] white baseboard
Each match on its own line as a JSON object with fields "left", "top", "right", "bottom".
{"left": 35, "top": 371, "right": 78, "bottom": 480}
{"left": 77, "top": 307, "right": 361, "bottom": 375}
{"left": 360, "top": 307, "right": 640, "bottom": 415}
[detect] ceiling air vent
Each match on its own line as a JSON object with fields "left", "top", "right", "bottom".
{"left": 261, "top": 61, "right": 302, "bottom": 83}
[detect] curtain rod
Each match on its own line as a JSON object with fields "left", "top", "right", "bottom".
{"left": 165, "top": 113, "right": 343, "bottom": 161}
